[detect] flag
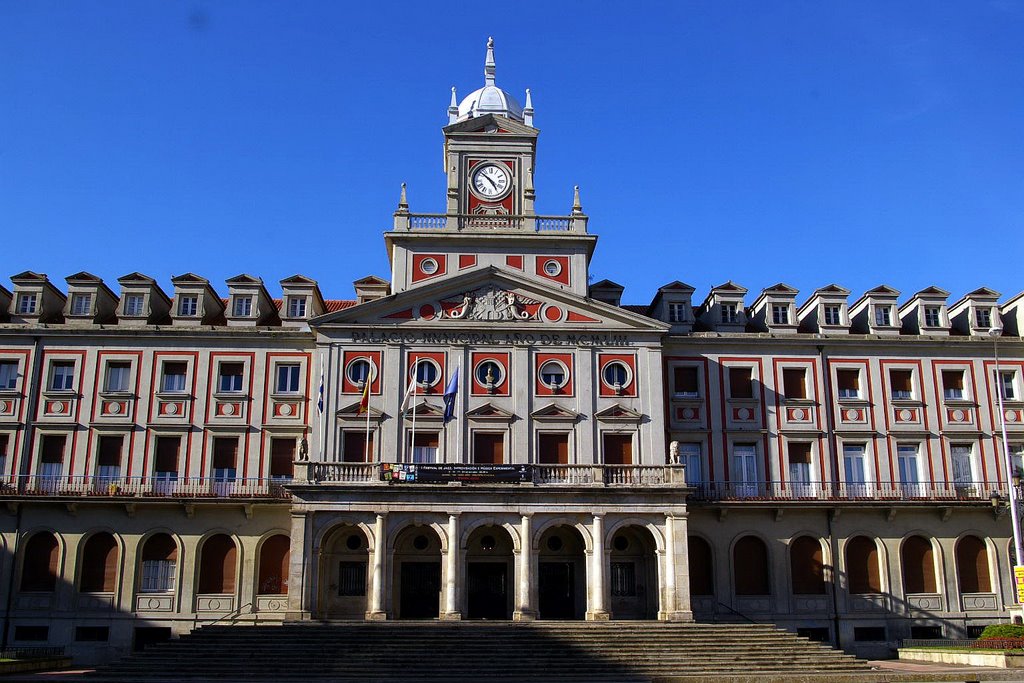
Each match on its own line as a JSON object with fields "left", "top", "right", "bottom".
{"left": 442, "top": 365, "right": 460, "bottom": 424}
{"left": 356, "top": 378, "right": 371, "bottom": 415}
{"left": 317, "top": 354, "right": 325, "bottom": 415}
{"left": 400, "top": 374, "right": 417, "bottom": 413}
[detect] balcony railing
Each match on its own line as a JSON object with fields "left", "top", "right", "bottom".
{"left": 398, "top": 213, "right": 588, "bottom": 233}
{"left": 0, "top": 476, "right": 291, "bottom": 500}
{"left": 306, "top": 463, "right": 683, "bottom": 487}
{"left": 688, "top": 480, "right": 1009, "bottom": 503}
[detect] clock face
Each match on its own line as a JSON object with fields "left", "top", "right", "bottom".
{"left": 471, "top": 163, "right": 511, "bottom": 199}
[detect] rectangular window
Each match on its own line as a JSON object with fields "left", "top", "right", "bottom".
{"left": 409, "top": 433, "right": 436, "bottom": 464}
{"left": 0, "top": 360, "right": 19, "bottom": 390}
{"left": 1011, "top": 443, "right": 1024, "bottom": 481}
{"left": 538, "top": 433, "right": 569, "bottom": 465}
{"left": 104, "top": 361, "right": 131, "bottom": 393}
{"left": 178, "top": 295, "right": 198, "bottom": 317}
{"left": 344, "top": 431, "right": 375, "bottom": 463}
{"left": 843, "top": 444, "right": 868, "bottom": 496}
{"left": 161, "top": 362, "right": 187, "bottom": 393}
{"left": 0, "top": 434, "right": 8, "bottom": 475}
{"left": 38, "top": 434, "right": 65, "bottom": 489}
{"left": 1000, "top": 371, "right": 1017, "bottom": 401}
{"left": 71, "top": 293, "right": 92, "bottom": 316}
{"left": 874, "top": 305, "right": 892, "bottom": 327}
{"left": 836, "top": 369, "right": 860, "bottom": 399}
{"left": 218, "top": 362, "right": 244, "bottom": 393}
{"left": 668, "top": 302, "right": 686, "bottom": 323}
{"left": 976, "top": 307, "right": 992, "bottom": 330}
{"left": 287, "top": 297, "right": 307, "bottom": 318}
{"left": 474, "top": 432, "right": 506, "bottom": 464}
{"left": 673, "top": 366, "right": 699, "bottom": 398}
{"left": 782, "top": 368, "right": 807, "bottom": 399}
{"left": 17, "top": 293, "right": 37, "bottom": 315}
{"left": 924, "top": 306, "right": 941, "bottom": 328}
{"left": 788, "top": 442, "right": 813, "bottom": 496}
{"left": 75, "top": 627, "right": 110, "bottom": 642}
{"left": 14, "top": 626, "right": 48, "bottom": 642}
{"left": 854, "top": 627, "right": 886, "bottom": 642}
{"left": 338, "top": 561, "right": 367, "bottom": 596}
{"left": 771, "top": 304, "right": 789, "bottom": 325}
{"left": 823, "top": 305, "right": 842, "bottom": 326}
{"left": 890, "top": 369, "right": 914, "bottom": 400}
{"left": 153, "top": 436, "right": 180, "bottom": 483}
{"left": 123, "top": 294, "right": 145, "bottom": 316}
{"left": 50, "top": 361, "right": 75, "bottom": 391}
{"left": 96, "top": 435, "right": 122, "bottom": 485}
{"left": 232, "top": 296, "right": 253, "bottom": 317}
{"left": 141, "top": 560, "right": 175, "bottom": 593}
{"left": 679, "top": 442, "right": 702, "bottom": 483}
{"left": 732, "top": 443, "right": 758, "bottom": 497}
{"left": 951, "top": 444, "right": 974, "bottom": 488}
{"left": 729, "top": 367, "right": 754, "bottom": 399}
{"left": 269, "top": 438, "right": 295, "bottom": 480}
{"left": 942, "top": 370, "right": 965, "bottom": 401}
{"left": 610, "top": 562, "right": 637, "bottom": 597}
{"left": 276, "top": 364, "right": 301, "bottom": 394}
{"left": 212, "top": 438, "right": 238, "bottom": 482}
{"left": 897, "top": 444, "right": 922, "bottom": 496}
{"left": 721, "top": 303, "right": 739, "bottom": 324}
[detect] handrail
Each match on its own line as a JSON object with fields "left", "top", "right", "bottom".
{"left": 399, "top": 213, "right": 588, "bottom": 233}
{"left": 2, "top": 475, "right": 291, "bottom": 500}
{"left": 715, "top": 601, "right": 759, "bottom": 625}
{"left": 205, "top": 601, "right": 254, "bottom": 628}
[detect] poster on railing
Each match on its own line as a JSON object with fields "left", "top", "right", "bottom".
{"left": 1014, "top": 566, "right": 1024, "bottom": 603}
{"left": 380, "top": 463, "right": 530, "bottom": 484}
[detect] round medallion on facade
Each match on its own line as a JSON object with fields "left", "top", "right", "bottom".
{"left": 737, "top": 408, "right": 750, "bottom": 420}
{"left": 682, "top": 407, "right": 695, "bottom": 420}
{"left": 223, "top": 404, "right": 235, "bottom": 416}
{"left": 166, "top": 403, "right": 178, "bottom": 415}
{"left": 280, "top": 404, "right": 292, "bottom": 417}
{"left": 208, "top": 599, "right": 222, "bottom": 611}
{"left": 952, "top": 409, "right": 965, "bottom": 422}
{"left": 541, "top": 305, "right": 564, "bottom": 323}
{"left": 845, "top": 409, "right": 858, "bottom": 421}
{"left": 0, "top": 400, "right": 7, "bottom": 413}
{"left": 470, "top": 162, "right": 512, "bottom": 201}
{"left": 791, "top": 408, "right": 805, "bottom": 421}
{"left": 52, "top": 402, "right": 65, "bottom": 414}
{"left": 1007, "top": 410, "right": 1018, "bottom": 423}
{"left": 899, "top": 409, "right": 912, "bottom": 421}
{"left": 418, "top": 303, "right": 439, "bottom": 320}
{"left": 109, "top": 402, "right": 121, "bottom": 415}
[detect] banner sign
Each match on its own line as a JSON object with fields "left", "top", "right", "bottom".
{"left": 1014, "top": 565, "right": 1024, "bottom": 604}
{"left": 381, "top": 463, "right": 530, "bottom": 484}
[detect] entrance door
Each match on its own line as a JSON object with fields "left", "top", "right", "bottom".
{"left": 473, "top": 433, "right": 504, "bottom": 464}
{"left": 467, "top": 563, "right": 508, "bottom": 619}
{"left": 538, "top": 561, "right": 575, "bottom": 619}
{"left": 399, "top": 562, "right": 440, "bottom": 619}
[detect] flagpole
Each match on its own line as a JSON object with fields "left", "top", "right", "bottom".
{"left": 318, "top": 351, "right": 326, "bottom": 460}
{"left": 411, "top": 362, "right": 418, "bottom": 463}
{"left": 365, "top": 382, "right": 372, "bottom": 462}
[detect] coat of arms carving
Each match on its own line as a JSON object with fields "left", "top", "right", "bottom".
{"left": 447, "top": 287, "right": 538, "bottom": 321}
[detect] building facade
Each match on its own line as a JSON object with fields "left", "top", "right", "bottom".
{"left": 1, "top": 40, "right": 1023, "bottom": 663}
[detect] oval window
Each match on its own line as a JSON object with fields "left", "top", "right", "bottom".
{"left": 411, "top": 359, "right": 440, "bottom": 387}
{"left": 345, "top": 358, "right": 375, "bottom": 386}
{"left": 602, "top": 361, "right": 632, "bottom": 390}
{"left": 474, "top": 360, "right": 504, "bottom": 387}
{"left": 543, "top": 259, "right": 562, "bottom": 277}
{"left": 420, "top": 258, "right": 438, "bottom": 275}
{"left": 539, "top": 360, "right": 569, "bottom": 389}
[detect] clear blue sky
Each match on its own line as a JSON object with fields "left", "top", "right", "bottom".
{"left": 2, "top": 1, "right": 1022, "bottom": 307}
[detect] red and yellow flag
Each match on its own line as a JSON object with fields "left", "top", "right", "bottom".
{"left": 356, "top": 379, "right": 371, "bottom": 415}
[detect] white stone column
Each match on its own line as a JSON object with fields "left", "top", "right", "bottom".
{"left": 659, "top": 515, "right": 677, "bottom": 620}
{"left": 367, "top": 513, "right": 387, "bottom": 620}
{"left": 285, "top": 511, "right": 311, "bottom": 620}
{"left": 587, "top": 514, "right": 610, "bottom": 620}
{"left": 666, "top": 512, "right": 694, "bottom": 622}
{"left": 514, "top": 514, "right": 536, "bottom": 620}
{"left": 441, "top": 513, "right": 462, "bottom": 619}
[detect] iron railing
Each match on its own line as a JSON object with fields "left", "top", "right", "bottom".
{"left": 688, "top": 480, "right": 1007, "bottom": 502}
{"left": 400, "top": 213, "right": 587, "bottom": 233}
{"left": 900, "top": 638, "right": 1024, "bottom": 649}
{"left": 1, "top": 475, "right": 291, "bottom": 499}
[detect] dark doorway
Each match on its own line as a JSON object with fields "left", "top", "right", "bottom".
{"left": 399, "top": 561, "right": 441, "bottom": 619}
{"left": 468, "top": 563, "right": 509, "bottom": 619}
{"left": 473, "top": 432, "right": 504, "bottom": 464}
{"left": 133, "top": 627, "right": 172, "bottom": 652}
{"left": 539, "top": 561, "right": 575, "bottom": 619}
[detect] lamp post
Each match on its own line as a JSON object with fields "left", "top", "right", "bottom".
{"left": 992, "top": 326, "right": 1024, "bottom": 613}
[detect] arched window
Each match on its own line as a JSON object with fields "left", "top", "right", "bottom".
{"left": 21, "top": 532, "right": 59, "bottom": 592}
{"left": 688, "top": 536, "right": 714, "bottom": 596}
{"left": 733, "top": 536, "right": 770, "bottom": 595}
{"left": 846, "top": 536, "right": 881, "bottom": 594}
{"left": 902, "top": 535, "right": 937, "bottom": 594}
{"left": 258, "top": 535, "right": 290, "bottom": 595}
{"left": 140, "top": 533, "right": 178, "bottom": 593}
{"left": 80, "top": 533, "right": 118, "bottom": 593}
{"left": 790, "top": 536, "right": 825, "bottom": 595}
{"left": 956, "top": 535, "right": 991, "bottom": 593}
{"left": 198, "top": 534, "right": 237, "bottom": 594}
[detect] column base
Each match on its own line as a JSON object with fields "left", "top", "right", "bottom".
{"left": 512, "top": 609, "right": 537, "bottom": 622}
{"left": 585, "top": 610, "right": 611, "bottom": 621}
{"left": 364, "top": 610, "right": 388, "bottom": 621}
{"left": 439, "top": 611, "right": 463, "bottom": 620}
{"left": 658, "top": 610, "right": 694, "bottom": 622}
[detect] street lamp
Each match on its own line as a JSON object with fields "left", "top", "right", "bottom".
{"left": 991, "top": 326, "right": 1024, "bottom": 608}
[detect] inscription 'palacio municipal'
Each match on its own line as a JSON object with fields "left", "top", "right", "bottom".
{"left": 349, "top": 330, "right": 634, "bottom": 347}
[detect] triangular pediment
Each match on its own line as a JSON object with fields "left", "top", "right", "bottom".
{"left": 530, "top": 403, "right": 581, "bottom": 422}
{"left": 335, "top": 402, "right": 386, "bottom": 421}
{"left": 912, "top": 286, "right": 950, "bottom": 298}
{"left": 171, "top": 272, "right": 209, "bottom": 284}
{"left": 312, "top": 266, "right": 668, "bottom": 333}
{"left": 864, "top": 284, "right": 900, "bottom": 296}
{"left": 404, "top": 400, "right": 446, "bottom": 420}
{"left": 465, "top": 403, "right": 515, "bottom": 422}
{"left": 713, "top": 281, "right": 748, "bottom": 294}
{"left": 659, "top": 280, "right": 695, "bottom": 293}
{"left": 813, "top": 284, "right": 851, "bottom": 296}
{"left": 763, "top": 282, "right": 798, "bottom": 295}
{"left": 226, "top": 273, "right": 264, "bottom": 285}
{"left": 118, "top": 272, "right": 157, "bottom": 285}
{"left": 10, "top": 271, "right": 47, "bottom": 282}
{"left": 594, "top": 403, "right": 644, "bottom": 422}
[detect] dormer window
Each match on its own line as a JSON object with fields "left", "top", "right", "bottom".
{"left": 923, "top": 306, "right": 941, "bottom": 328}
{"left": 874, "top": 306, "right": 892, "bottom": 327}
{"left": 17, "top": 294, "right": 36, "bottom": 315}
{"left": 232, "top": 296, "right": 253, "bottom": 317}
{"left": 771, "top": 304, "right": 790, "bottom": 325}
{"left": 123, "top": 295, "right": 145, "bottom": 316}
{"left": 823, "top": 305, "right": 842, "bottom": 326}
{"left": 178, "top": 296, "right": 198, "bottom": 317}
{"left": 287, "top": 297, "right": 306, "bottom": 318}
{"left": 668, "top": 303, "right": 686, "bottom": 323}
{"left": 70, "top": 293, "right": 92, "bottom": 316}
{"left": 975, "top": 307, "right": 992, "bottom": 330}
{"left": 722, "top": 303, "right": 739, "bottom": 324}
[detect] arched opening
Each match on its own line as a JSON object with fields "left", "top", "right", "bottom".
{"left": 902, "top": 535, "right": 937, "bottom": 594}
{"left": 21, "top": 532, "right": 59, "bottom": 592}
{"left": 956, "top": 535, "right": 991, "bottom": 594}
{"left": 846, "top": 536, "right": 881, "bottom": 594}
{"left": 257, "top": 534, "right": 290, "bottom": 596}
{"left": 392, "top": 525, "right": 442, "bottom": 619}
{"left": 609, "top": 525, "right": 658, "bottom": 619}
{"left": 198, "top": 534, "right": 237, "bottom": 595}
{"left": 140, "top": 534, "right": 177, "bottom": 593}
{"left": 465, "top": 525, "right": 514, "bottom": 620}
{"left": 688, "top": 536, "right": 714, "bottom": 596}
{"left": 733, "top": 536, "right": 770, "bottom": 596}
{"left": 537, "top": 524, "right": 586, "bottom": 620}
{"left": 790, "top": 536, "right": 825, "bottom": 595}
{"left": 319, "top": 525, "right": 369, "bottom": 618}
{"left": 80, "top": 532, "right": 118, "bottom": 593}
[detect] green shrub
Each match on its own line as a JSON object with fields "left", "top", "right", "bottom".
{"left": 979, "top": 624, "right": 1024, "bottom": 640}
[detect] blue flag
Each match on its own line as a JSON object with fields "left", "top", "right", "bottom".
{"left": 442, "top": 366, "right": 460, "bottom": 424}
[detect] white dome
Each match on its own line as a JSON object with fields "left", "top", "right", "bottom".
{"left": 457, "top": 85, "right": 524, "bottom": 122}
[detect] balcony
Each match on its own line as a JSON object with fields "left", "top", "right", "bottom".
{"left": 688, "top": 480, "right": 1010, "bottom": 503}
{"left": 306, "top": 463, "right": 683, "bottom": 487}
{"left": 394, "top": 213, "right": 588, "bottom": 234}
{"left": 0, "top": 476, "right": 291, "bottom": 500}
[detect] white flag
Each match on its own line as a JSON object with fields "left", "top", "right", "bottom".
{"left": 400, "top": 374, "right": 417, "bottom": 413}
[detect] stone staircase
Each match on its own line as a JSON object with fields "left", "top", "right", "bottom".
{"left": 86, "top": 621, "right": 878, "bottom": 682}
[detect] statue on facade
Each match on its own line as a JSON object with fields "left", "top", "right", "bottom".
{"left": 298, "top": 437, "right": 309, "bottom": 461}
{"left": 669, "top": 440, "right": 680, "bottom": 464}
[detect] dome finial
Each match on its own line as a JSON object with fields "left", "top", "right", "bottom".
{"left": 523, "top": 88, "right": 534, "bottom": 126}
{"left": 398, "top": 183, "right": 409, "bottom": 212}
{"left": 448, "top": 86, "right": 459, "bottom": 124}
{"left": 484, "top": 36, "right": 496, "bottom": 86}
{"left": 572, "top": 185, "right": 583, "bottom": 215}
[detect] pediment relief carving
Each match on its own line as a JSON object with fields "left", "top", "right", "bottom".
{"left": 447, "top": 286, "right": 538, "bottom": 321}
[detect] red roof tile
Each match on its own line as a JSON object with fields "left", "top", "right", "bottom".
{"left": 325, "top": 300, "right": 357, "bottom": 312}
